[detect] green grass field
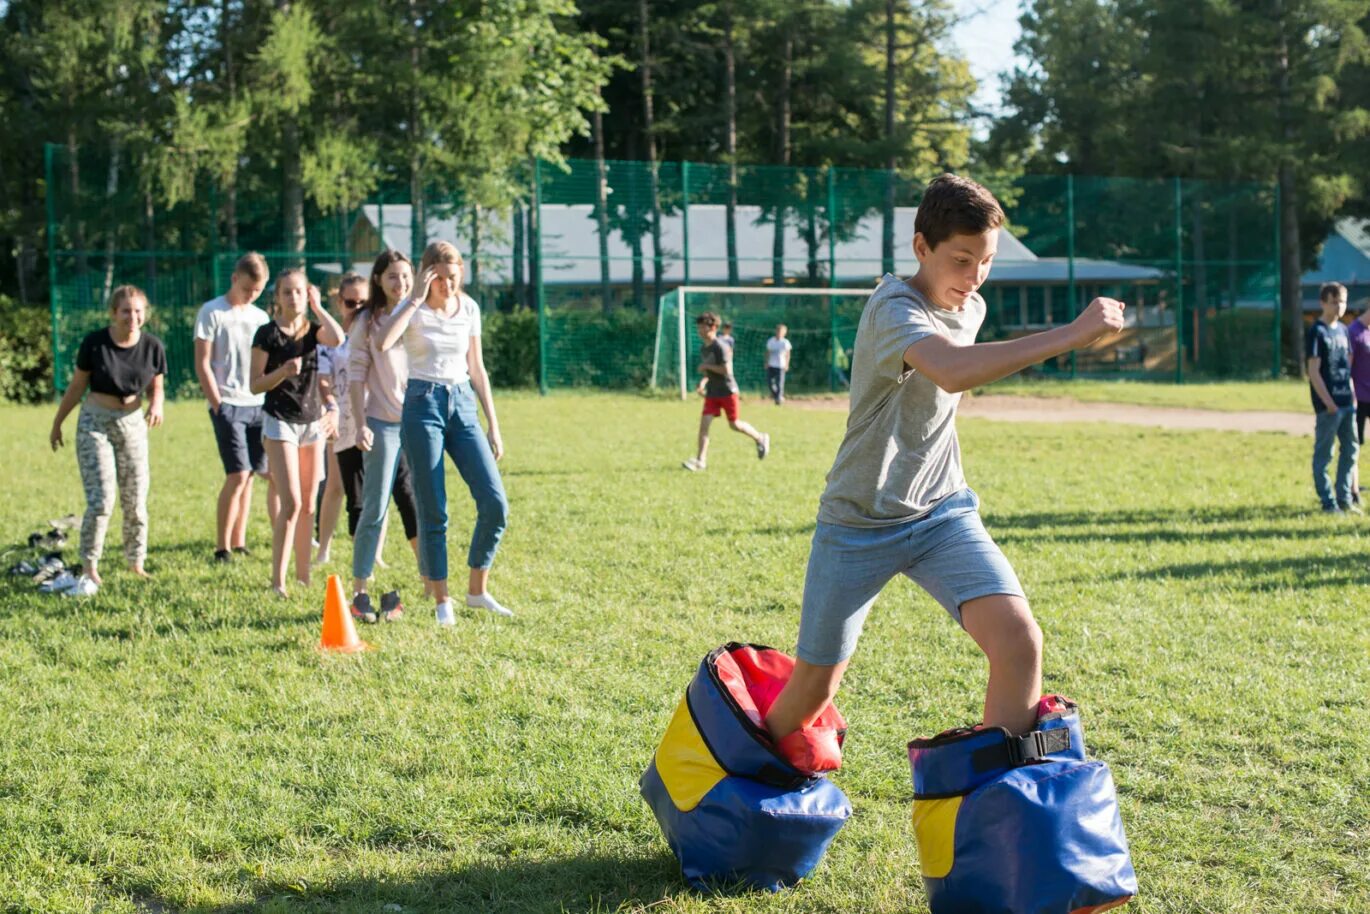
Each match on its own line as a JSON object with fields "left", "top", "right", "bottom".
{"left": 1, "top": 394, "right": 1366, "bottom": 914}
{"left": 979, "top": 377, "right": 1311, "bottom": 413}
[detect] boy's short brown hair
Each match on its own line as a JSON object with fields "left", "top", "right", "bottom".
{"left": 696, "top": 311, "right": 719, "bottom": 330}
{"left": 914, "top": 174, "right": 1005, "bottom": 251}
{"left": 1321, "top": 281, "right": 1348, "bottom": 302}
{"left": 234, "top": 252, "right": 269, "bottom": 282}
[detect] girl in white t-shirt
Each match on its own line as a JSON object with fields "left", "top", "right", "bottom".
{"left": 376, "top": 241, "right": 510, "bottom": 624}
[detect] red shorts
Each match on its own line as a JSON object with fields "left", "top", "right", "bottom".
{"left": 702, "top": 393, "right": 740, "bottom": 421}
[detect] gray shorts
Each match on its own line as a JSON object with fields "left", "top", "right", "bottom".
{"left": 796, "top": 487, "right": 1025, "bottom": 666}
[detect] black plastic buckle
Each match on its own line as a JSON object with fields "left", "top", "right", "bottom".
{"left": 1008, "top": 728, "right": 1072, "bottom": 765}
{"left": 972, "top": 727, "right": 1072, "bottom": 772}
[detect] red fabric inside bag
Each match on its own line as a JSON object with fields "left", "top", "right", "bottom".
{"left": 713, "top": 645, "right": 847, "bottom": 776}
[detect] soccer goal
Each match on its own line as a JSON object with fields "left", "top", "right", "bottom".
{"left": 652, "top": 285, "right": 874, "bottom": 399}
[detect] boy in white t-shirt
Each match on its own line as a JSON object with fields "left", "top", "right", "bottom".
{"left": 765, "top": 324, "right": 793, "bottom": 405}
{"left": 193, "top": 252, "right": 275, "bottom": 563}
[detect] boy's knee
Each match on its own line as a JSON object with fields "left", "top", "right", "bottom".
{"left": 964, "top": 596, "right": 1042, "bottom": 663}
{"left": 480, "top": 489, "right": 509, "bottom": 528}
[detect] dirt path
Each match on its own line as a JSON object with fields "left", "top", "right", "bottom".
{"left": 789, "top": 394, "right": 1313, "bottom": 436}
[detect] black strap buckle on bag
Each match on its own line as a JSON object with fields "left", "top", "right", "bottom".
{"left": 972, "top": 727, "right": 1073, "bottom": 772}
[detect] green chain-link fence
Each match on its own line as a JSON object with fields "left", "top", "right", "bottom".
{"left": 46, "top": 143, "right": 1280, "bottom": 396}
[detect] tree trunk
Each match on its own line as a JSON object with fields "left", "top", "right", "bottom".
{"left": 1276, "top": 4, "right": 1302, "bottom": 376}
{"left": 724, "top": 5, "right": 739, "bottom": 286}
{"left": 805, "top": 177, "right": 819, "bottom": 283}
{"left": 102, "top": 139, "right": 121, "bottom": 303}
{"left": 639, "top": 0, "right": 663, "bottom": 307}
{"left": 283, "top": 117, "right": 305, "bottom": 261}
{"left": 512, "top": 201, "right": 526, "bottom": 309}
{"left": 66, "top": 128, "right": 89, "bottom": 280}
{"left": 223, "top": 0, "right": 239, "bottom": 253}
{"left": 469, "top": 205, "right": 481, "bottom": 299}
{"left": 594, "top": 104, "right": 612, "bottom": 313}
{"left": 1280, "top": 163, "right": 1303, "bottom": 375}
{"left": 1189, "top": 184, "right": 1206, "bottom": 365}
{"left": 409, "top": 0, "right": 424, "bottom": 262}
{"left": 882, "top": 0, "right": 897, "bottom": 276}
{"left": 772, "top": 26, "right": 792, "bottom": 285}
{"left": 144, "top": 188, "right": 157, "bottom": 287}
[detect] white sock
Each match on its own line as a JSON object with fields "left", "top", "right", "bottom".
{"left": 435, "top": 599, "right": 456, "bottom": 626}
{"left": 466, "top": 591, "right": 513, "bottom": 617}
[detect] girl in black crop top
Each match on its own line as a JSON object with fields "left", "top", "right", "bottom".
{"left": 248, "top": 268, "right": 345, "bottom": 597}
{"left": 48, "top": 285, "right": 166, "bottom": 588}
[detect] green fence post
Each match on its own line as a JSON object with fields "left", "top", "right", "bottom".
{"left": 1174, "top": 176, "right": 1184, "bottom": 384}
{"left": 1067, "top": 174, "right": 1077, "bottom": 379}
{"left": 45, "top": 143, "right": 61, "bottom": 395}
{"left": 827, "top": 167, "right": 839, "bottom": 392}
{"left": 1273, "top": 180, "right": 1282, "bottom": 379}
{"left": 534, "top": 159, "right": 547, "bottom": 395}
{"left": 682, "top": 161, "right": 691, "bottom": 288}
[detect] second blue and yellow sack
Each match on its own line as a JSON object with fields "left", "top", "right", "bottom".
{"left": 640, "top": 643, "right": 852, "bottom": 892}
{"left": 909, "top": 695, "right": 1137, "bottom": 914}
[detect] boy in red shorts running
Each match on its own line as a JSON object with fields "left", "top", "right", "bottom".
{"left": 682, "top": 312, "right": 770, "bottom": 471}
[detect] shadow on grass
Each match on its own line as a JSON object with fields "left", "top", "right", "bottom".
{"left": 1137, "top": 554, "right": 1370, "bottom": 591}
{"left": 135, "top": 849, "right": 685, "bottom": 914}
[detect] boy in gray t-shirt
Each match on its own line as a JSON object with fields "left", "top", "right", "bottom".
{"left": 682, "top": 312, "right": 770, "bottom": 471}
{"left": 759, "top": 174, "right": 1126, "bottom": 772}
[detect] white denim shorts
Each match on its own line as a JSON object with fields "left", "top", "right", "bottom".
{"left": 262, "top": 413, "right": 323, "bottom": 446}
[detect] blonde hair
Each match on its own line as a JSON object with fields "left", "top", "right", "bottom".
{"left": 108, "top": 284, "right": 148, "bottom": 315}
{"left": 419, "top": 241, "right": 464, "bottom": 276}
{"left": 235, "top": 252, "right": 269, "bottom": 282}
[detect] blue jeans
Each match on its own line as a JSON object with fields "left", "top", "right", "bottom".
{"left": 401, "top": 379, "right": 508, "bottom": 581}
{"left": 352, "top": 417, "right": 421, "bottom": 581}
{"left": 1313, "top": 406, "right": 1359, "bottom": 508}
{"left": 796, "top": 488, "right": 1024, "bottom": 666}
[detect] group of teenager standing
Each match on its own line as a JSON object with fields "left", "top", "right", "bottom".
{"left": 48, "top": 245, "right": 513, "bottom": 624}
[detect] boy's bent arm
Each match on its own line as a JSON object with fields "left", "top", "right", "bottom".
{"left": 905, "top": 296, "right": 1125, "bottom": 394}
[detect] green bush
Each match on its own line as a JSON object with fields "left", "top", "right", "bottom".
{"left": 0, "top": 298, "right": 54, "bottom": 403}
{"left": 483, "top": 307, "right": 540, "bottom": 388}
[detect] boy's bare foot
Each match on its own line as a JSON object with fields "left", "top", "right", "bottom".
{"left": 128, "top": 566, "right": 151, "bottom": 578}
{"left": 270, "top": 585, "right": 289, "bottom": 599}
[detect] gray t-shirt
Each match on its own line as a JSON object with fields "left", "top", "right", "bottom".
{"left": 193, "top": 295, "right": 270, "bottom": 407}
{"left": 817, "top": 274, "right": 983, "bottom": 527}
{"left": 701, "top": 338, "right": 739, "bottom": 397}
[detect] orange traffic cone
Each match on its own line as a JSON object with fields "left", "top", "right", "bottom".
{"left": 319, "top": 573, "right": 372, "bottom": 653}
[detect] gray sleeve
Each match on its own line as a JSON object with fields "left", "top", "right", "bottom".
{"left": 192, "top": 303, "right": 217, "bottom": 342}
{"left": 872, "top": 297, "right": 939, "bottom": 379}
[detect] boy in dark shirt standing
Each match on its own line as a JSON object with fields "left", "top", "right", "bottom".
{"left": 682, "top": 312, "right": 769, "bottom": 471}
{"left": 1308, "top": 282, "right": 1360, "bottom": 514}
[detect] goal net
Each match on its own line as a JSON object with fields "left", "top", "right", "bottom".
{"left": 652, "top": 286, "right": 874, "bottom": 399}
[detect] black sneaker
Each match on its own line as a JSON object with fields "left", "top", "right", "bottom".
{"left": 380, "top": 590, "right": 404, "bottom": 622}
{"left": 350, "top": 592, "right": 378, "bottom": 624}
{"left": 232, "top": 546, "right": 251, "bottom": 557}
{"left": 213, "top": 549, "right": 232, "bottom": 563}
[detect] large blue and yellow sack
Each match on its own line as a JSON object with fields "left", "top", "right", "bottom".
{"left": 640, "top": 643, "right": 852, "bottom": 892}
{"left": 909, "top": 696, "right": 1137, "bottom": 914}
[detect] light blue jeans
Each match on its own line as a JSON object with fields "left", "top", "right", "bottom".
{"left": 352, "top": 417, "right": 415, "bottom": 581}
{"left": 400, "top": 379, "right": 508, "bottom": 581}
{"left": 1313, "top": 406, "right": 1359, "bottom": 508}
{"left": 796, "top": 488, "right": 1024, "bottom": 666}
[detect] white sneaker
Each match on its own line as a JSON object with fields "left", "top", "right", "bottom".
{"left": 39, "top": 571, "right": 79, "bottom": 594}
{"left": 65, "top": 575, "right": 99, "bottom": 597}
{"left": 757, "top": 433, "right": 771, "bottom": 460}
{"left": 435, "top": 600, "right": 456, "bottom": 627}
{"left": 681, "top": 457, "right": 706, "bottom": 472}
{"left": 467, "top": 592, "right": 513, "bottom": 618}
{"left": 311, "top": 549, "right": 330, "bottom": 566}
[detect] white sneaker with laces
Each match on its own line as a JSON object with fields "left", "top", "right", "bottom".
{"left": 435, "top": 599, "right": 456, "bottom": 626}
{"left": 66, "top": 575, "right": 99, "bottom": 597}
{"left": 467, "top": 592, "right": 513, "bottom": 618}
{"left": 681, "top": 457, "right": 706, "bottom": 472}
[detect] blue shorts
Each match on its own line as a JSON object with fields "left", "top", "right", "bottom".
{"left": 796, "top": 487, "right": 1025, "bottom": 666}
{"left": 209, "top": 403, "right": 268, "bottom": 476}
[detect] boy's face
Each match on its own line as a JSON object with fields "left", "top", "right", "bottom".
{"left": 912, "top": 228, "right": 998, "bottom": 310}
{"left": 1323, "top": 290, "right": 1348, "bottom": 320}
{"left": 696, "top": 322, "right": 716, "bottom": 342}
{"left": 230, "top": 271, "right": 266, "bottom": 306}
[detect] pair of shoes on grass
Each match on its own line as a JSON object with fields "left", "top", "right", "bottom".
{"left": 351, "top": 591, "right": 405, "bottom": 624}
{"left": 39, "top": 572, "right": 97, "bottom": 597}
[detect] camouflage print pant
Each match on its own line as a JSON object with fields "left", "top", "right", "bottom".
{"left": 76, "top": 401, "right": 149, "bottom": 569}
